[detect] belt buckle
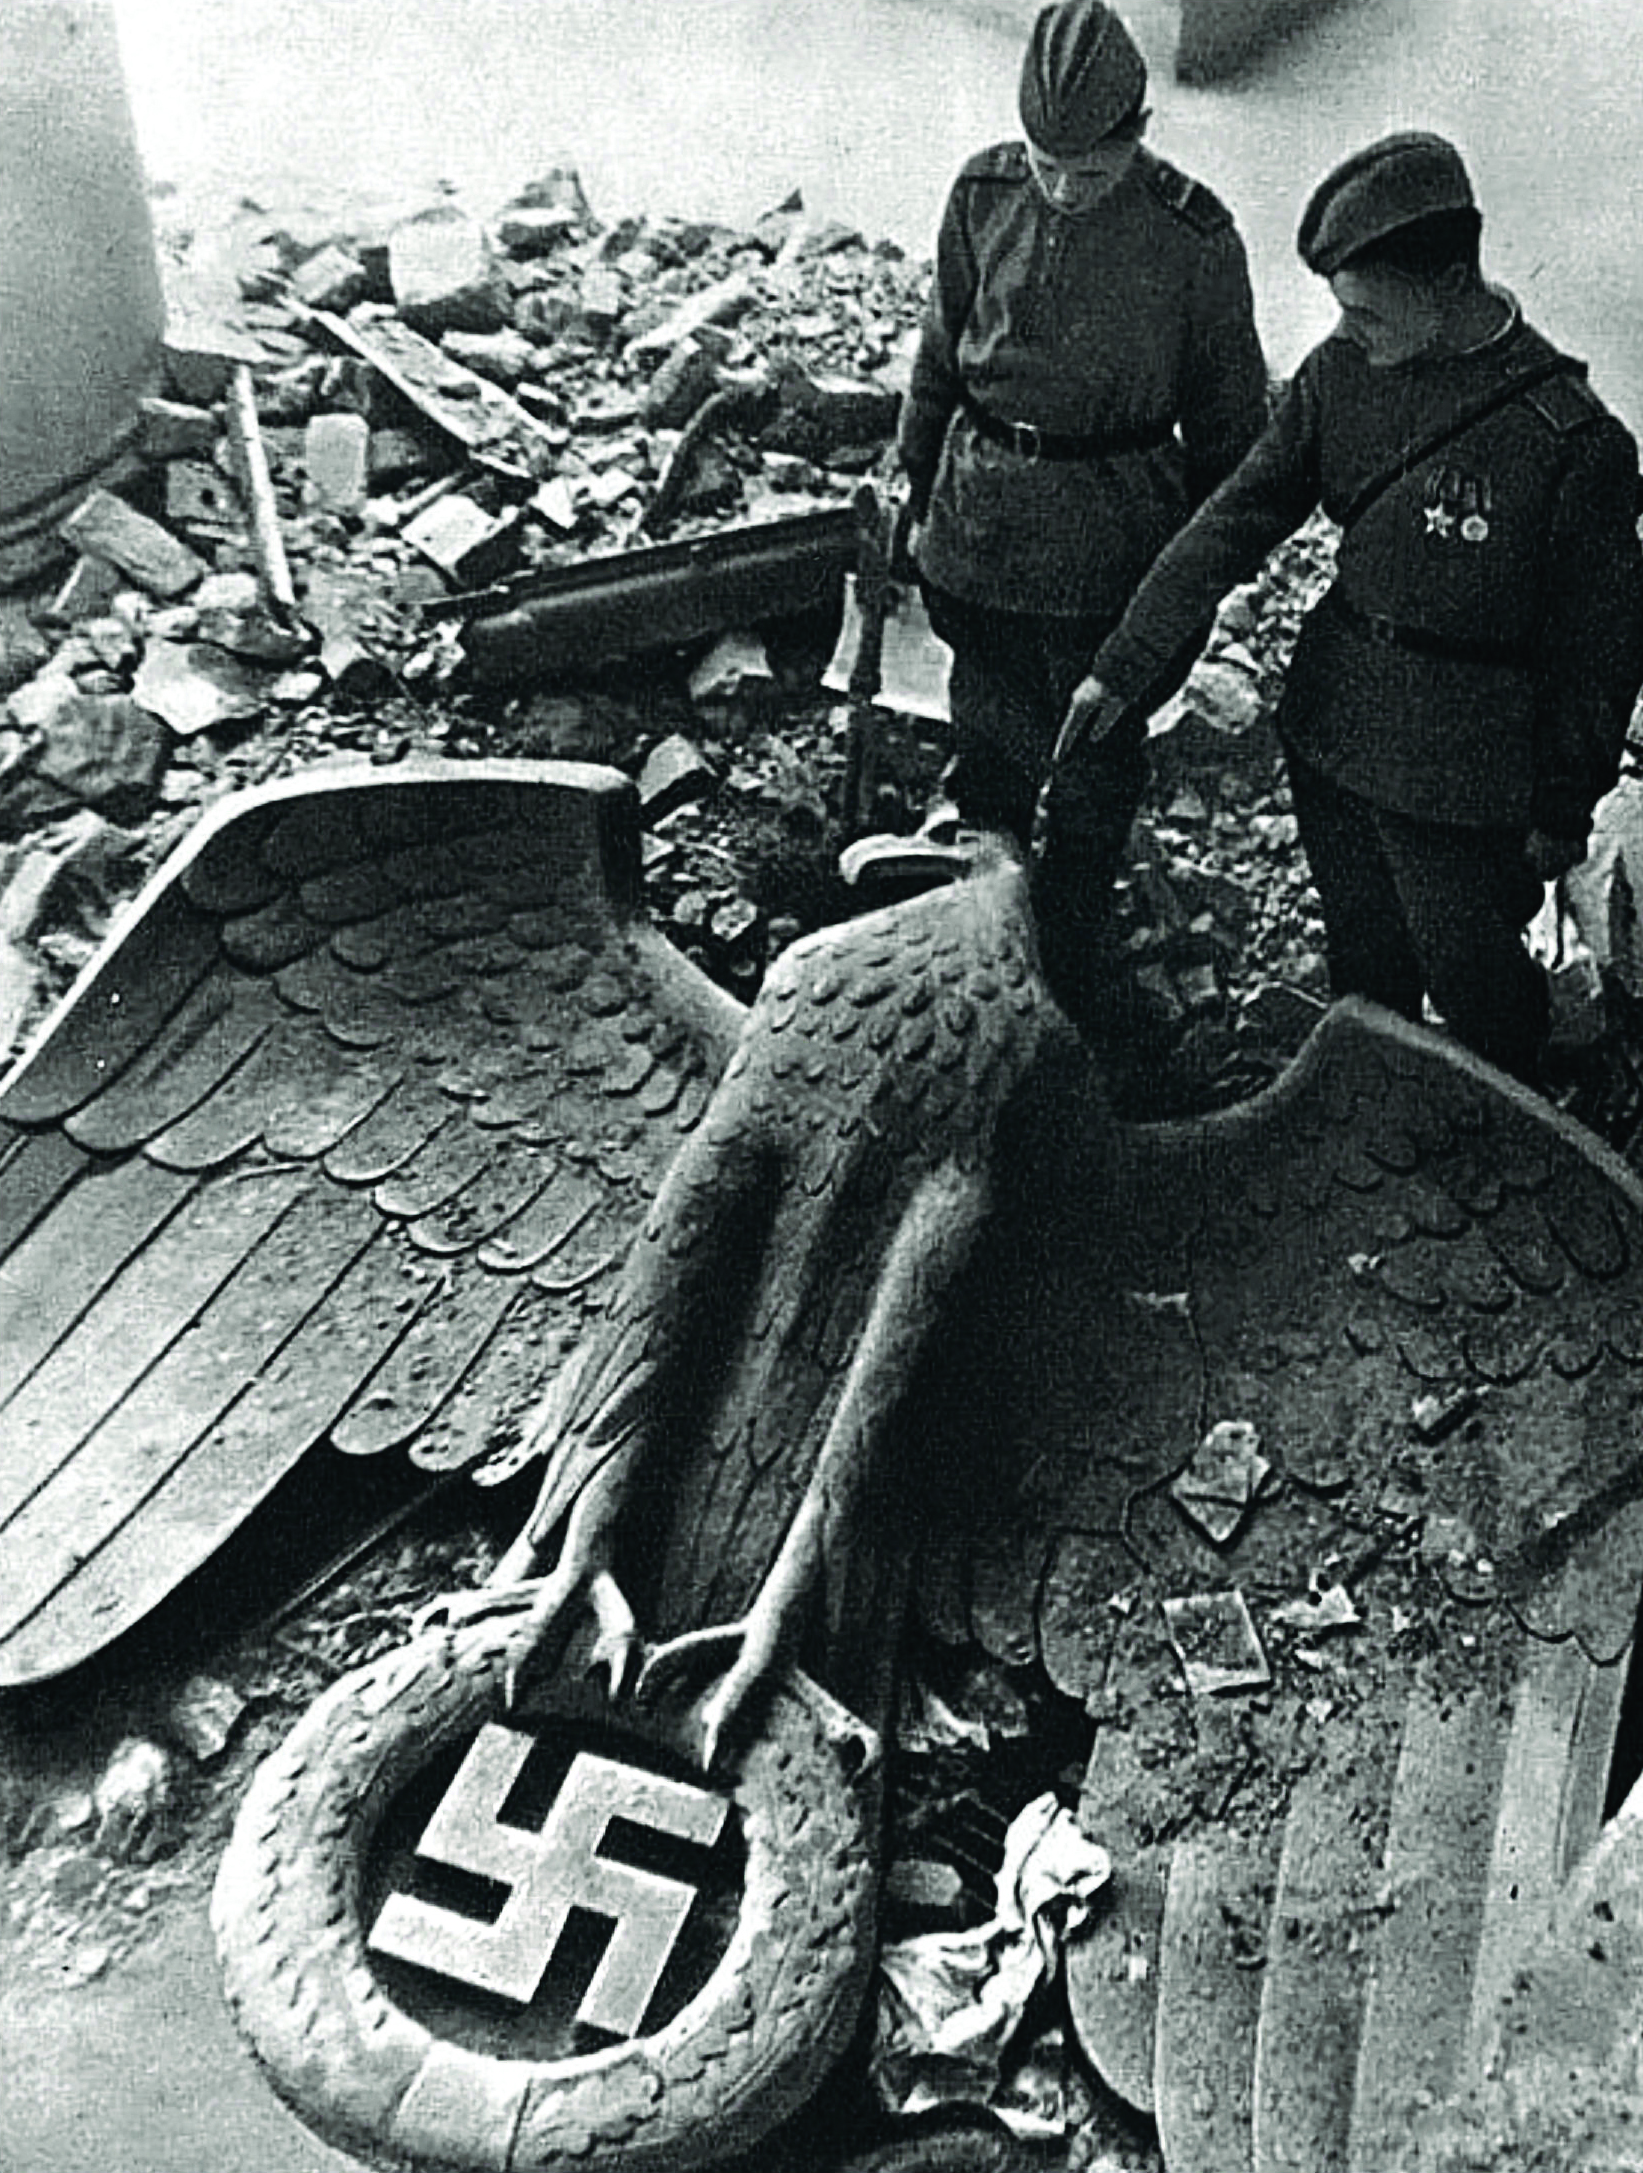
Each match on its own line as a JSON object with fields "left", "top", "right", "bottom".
{"left": 1365, "top": 611, "right": 1399, "bottom": 647}
{"left": 1010, "top": 419, "right": 1042, "bottom": 462}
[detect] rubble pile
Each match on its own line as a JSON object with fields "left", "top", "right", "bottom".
{"left": 0, "top": 163, "right": 929, "bottom": 1055}
{"left": 7, "top": 163, "right": 1643, "bottom": 2172}
{"left": 0, "top": 159, "right": 1351, "bottom": 1110}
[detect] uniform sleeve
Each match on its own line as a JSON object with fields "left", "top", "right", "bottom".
{"left": 897, "top": 179, "right": 976, "bottom": 519}
{"left": 1529, "top": 416, "right": 1643, "bottom": 839}
{"left": 1092, "top": 363, "right": 1323, "bottom": 711}
{"left": 1178, "top": 221, "right": 1270, "bottom": 506}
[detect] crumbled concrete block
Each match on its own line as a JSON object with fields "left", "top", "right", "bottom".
{"left": 193, "top": 571, "right": 262, "bottom": 614}
{"left": 1162, "top": 1589, "right": 1271, "bottom": 1698}
{"left": 495, "top": 205, "right": 581, "bottom": 255}
{"left": 440, "top": 328, "right": 537, "bottom": 386}
{"left": 304, "top": 411, "right": 371, "bottom": 516}
{"left": 162, "top": 321, "right": 268, "bottom": 404}
{"left": 367, "top": 428, "right": 435, "bottom": 490}
{"left": 689, "top": 631, "right": 772, "bottom": 705}
{"left": 765, "top": 365, "right": 901, "bottom": 461}
{"left": 624, "top": 272, "right": 754, "bottom": 362}
{"left": 402, "top": 494, "right": 522, "bottom": 584}
{"left": 58, "top": 490, "right": 207, "bottom": 598}
{"left": 584, "top": 467, "right": 641, "bottom": 510}
{"left": 292, "top": 242, "right": 369, "bottom": 313}
{"left": 0, "top": 605, "right": 51, "bottom": 699}
{"left": 639, "top": 734, "right": 716, "bottom": 822}
{"left": 133, "top": 640, "right": 265, "bottom": 737}
{"left": 165, "top": 461, "right": 242, "bottom": 534}
{"left": 577, "top": 265, "right": 626, "bottom": 330}
{"left": 139, "top": 397, "right": 218, "bottom": 462}
{"left": 1171, "top": 1418, "right": 1271, "bottom": 1546}
{"left": 503, "top": 165, "right": 593, "bottom": 227}
{"left": 709, "top": 895, "right": 763, "bottom": 961}
{"left": 389, "top": 206, "right": 509, "bottom": 334}
{"left": 673, "top": 442, "right": 742, "bottom": 517}
{"left": 320, "top": 635, "right": 396, "bottom": 701}
{"left": 643, "top": 337, "right": 722, "bottom": 429}
{"left": 167, "top": 1674, "right": 247, "bottom": 1763}
{"left": 531, "top": 477, "right": 579, "bottom": 532}
{"left": 36, "top": 692, "right": 171, "bottom": 817}
{"left": 50, "top": 556, "right": 124, "bottom": 624}
{"left": 752, "top": 190, "right": 805, "bottom": 258}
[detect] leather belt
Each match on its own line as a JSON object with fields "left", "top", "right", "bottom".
{"left": 960, "top": 387, "right": 1175, "bottom": 463}
{"left": 1326, "top": 587, "right": 1531, "bottom": 669}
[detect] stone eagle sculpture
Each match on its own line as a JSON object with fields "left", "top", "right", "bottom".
{"left": 6, "top": 760, "right": 1643, "bottom": 2172}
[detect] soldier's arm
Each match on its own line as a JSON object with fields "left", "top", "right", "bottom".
{"left": 1178, "top": 219, "right": 1271, "bottom": 505}
{"left": 897, "top": 177, "right": 978, "bottom": 519}
{"left": 1085, "top": 363, "right": 1322, "bottom": 717}
{"left": 1529, "top": 414, "right": 1643, "bottom": 846}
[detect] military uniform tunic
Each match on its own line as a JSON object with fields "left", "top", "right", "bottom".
{"left": 901, "top": 141, "right": 1269, "bottom": 622}
{"left": 1091, "top": 306, "right": 1643, "bottom": 842}
{"left": 1078, "top": 299, "right": 1643, "bottom": 1078}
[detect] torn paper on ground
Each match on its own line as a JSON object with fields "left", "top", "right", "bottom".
{"left": 871, "top": 1791, "right": 1111, "bottom": 2137}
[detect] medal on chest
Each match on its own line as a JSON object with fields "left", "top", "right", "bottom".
{"left": 1424, "top": 464, "right": 1493, "bottom": 545}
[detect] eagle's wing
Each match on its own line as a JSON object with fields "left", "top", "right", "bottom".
{"left": 0, "top": 760, "right": 744, "bottom": 1687}
{"left": 918, "top": 998, "right": 1643, "bottom": 2173}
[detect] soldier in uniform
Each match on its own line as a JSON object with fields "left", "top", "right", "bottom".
{"left": 852, "top": 0, "right": 1268, "bottom": 1023}
{"left": 1045, "top": 131, "right": 1643, "bottom": 1085}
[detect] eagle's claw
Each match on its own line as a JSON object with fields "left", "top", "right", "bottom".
{"left": 638, "top": 1621, "right": 776, "bottom": 1772}
{"left": 410, "top": 1577, "right": 548, "bottom": 1640}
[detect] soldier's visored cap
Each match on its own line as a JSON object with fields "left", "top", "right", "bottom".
{"left": 1019, "top": 0, "right": 1148, "bottom": 158}
{"left": 1298, "top": 132, "right": 1476, "bottom": 276}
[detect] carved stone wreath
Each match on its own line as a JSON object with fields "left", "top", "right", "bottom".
{"left": 211, "top": 1619, "right": 881, "bottom": 2173}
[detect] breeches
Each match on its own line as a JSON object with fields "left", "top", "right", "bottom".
{"left": 921, "top": 584, "right": 1144, "bottom": 894}
{"left": 1286, "top": 751, "right": 1548, "bottom": 1083}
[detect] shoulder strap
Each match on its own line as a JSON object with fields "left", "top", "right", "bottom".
{"left": 1338, "top": 355, "right": 1588, "bottom": 535}
{"left": 1140, "top": 153, "right": 1233, "bottom": 237}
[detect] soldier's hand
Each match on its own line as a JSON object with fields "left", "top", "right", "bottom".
{"left": 1524, "top": 828, "right": 1587, "bottom": 881}
{"left": 1052, "top": 675, "right": 1129, "bottom": 767}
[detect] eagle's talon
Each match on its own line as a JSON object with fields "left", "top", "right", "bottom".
{"left": 410, "top": 1577, "right": 548, "bottom": 1640}
{"left": 584, "top": 1569, "right": 641, "bottom": 1701}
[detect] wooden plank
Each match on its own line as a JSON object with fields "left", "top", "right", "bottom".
{"left": 0, "top": 1220, "right": 427, "bottom": 1684}
{"left": 0, "top": 1165, "right": 312, "bottom": 1536}
{"left": 0, "top": 1154, "right": 195, "bottom": 1410}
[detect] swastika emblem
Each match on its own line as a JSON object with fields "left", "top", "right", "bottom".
{"left": 368, "top": 1726, "right": 729, "bottom": 2036}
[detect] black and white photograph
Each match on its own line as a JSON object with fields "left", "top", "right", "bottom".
{"left": 4, "top": 3, "right": 1643, "bottom": 2167}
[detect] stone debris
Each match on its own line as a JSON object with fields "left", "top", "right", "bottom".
{"left": 1170, "top": 1418, "right": 1272, "bottom": 1545}
{"left": 1161, "top": 1589, "right": 1271, "bottom": 1698}
{"left": 166, "top": 1673, "right": 248, "bottom": 1764}
{"left": 91, "top": 1737, "right": 175, "bottom": 1864}
{"left": 304, "top": 410, "right": 372, "bottom": 515}
{"left": 638, "top": 732, "right": 717, "bottom": 821}
{"left": 59, "top": 488, "right": 207, "bottom": 599}
{"left": 1269, "top": 1579, "right": 1363, "bottom": 1635}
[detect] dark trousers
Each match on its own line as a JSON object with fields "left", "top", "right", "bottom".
{"left": 1286, "top": 751, "right": 1549, "bottom": 1083}
{"left": 923, "top": 585, "right": 1147, "bottom": 976}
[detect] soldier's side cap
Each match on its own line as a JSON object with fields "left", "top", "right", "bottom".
{"left": 1019, "top": 0, "right": 1148, "bottom": 158}
{"left": 1298, "top": 132, "right": 1476, "bottom": 276}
